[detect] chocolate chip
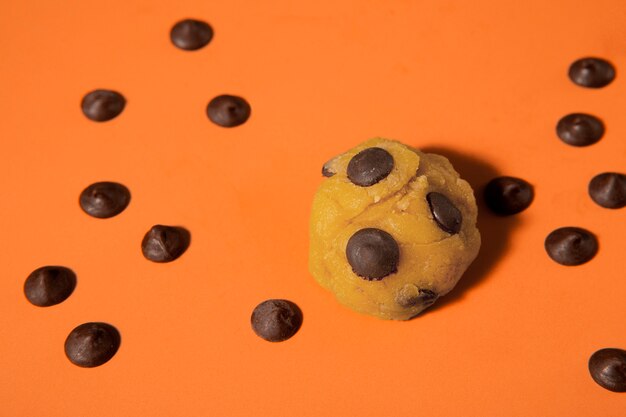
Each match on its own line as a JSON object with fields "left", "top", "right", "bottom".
{"left": 65, "top": 322, "right": 120, "bottom": 368}
{"left": 81, "top": 90, "right": 126, "bottom": 122}
{"left": 544, "top": 227, "right": 598, "bottom": 266}
{"left": 206, "top": 95, "right": 251, "bottom": 127}
{"left": 141, "top": 225, "right": 191, "bottom": 263}
{"left": 484, "top": 176, "right": 534, "bottom": 215}
{"left": 170, "top": 19, "right": 213, "bottom": 51}
{"left": 347, "top": 147, "right": 394, "bottom": 187}
{"left": 322, "top": 166, "right": 335, "bottom": 177}
{"left": 427, "top": 192, "right": 462, "bottom": 234}
{"left": 589, "top": 173, "right": 626, "bottom": 209}
{"left": 251, "top": 299, "right": 303, "bottom": 342}
{"left": 556, "top": 113, "right": 605, "bottom": 147}
{"left": 24, "top": 266, "right": 76, "bottom": 307}
{"left": 346, "top": 228, "right": 400, "bottom": 280}
{"left": 396, "top": 284, "right": 438, "bottom": 308}
{"left": 79, "top": 182, "right": 131, "bottom": 219}
{"left": 569, "top": 58, "right": 616, "bottom": 88}
{"left": 589, "top": 348, "right": 626, "bottom": 392}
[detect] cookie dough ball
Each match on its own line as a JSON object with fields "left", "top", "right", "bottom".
{"left": 309, "top": 138, "right": 481, "bottom": 320}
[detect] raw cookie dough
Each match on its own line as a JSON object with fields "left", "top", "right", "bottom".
{"left": 309, "top": 138, "right": 481, "bottom": 320}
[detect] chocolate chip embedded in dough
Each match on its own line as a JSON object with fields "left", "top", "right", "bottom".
{"left": 427, "top": 192, "right": 462, "bottom": 234}
{"left": 346, "top": 228, "right": 400, "bottom": 280}
{"left": 396, "top": 284, "right": 438, "bottom": 308}
{"left": 347, "top": 147, "right": 394, "bottom": 187}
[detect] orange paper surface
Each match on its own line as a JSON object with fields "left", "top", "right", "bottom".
{"left": 1, "top": 0, "right": 625, "bottom": 416}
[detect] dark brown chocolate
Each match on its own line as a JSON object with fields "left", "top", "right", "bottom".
{"left": 568, "top": 57, "right": 615, "bottom": 88}
{"left": 141, "top": 225, "right": 191, "bottom": 263}
{"left": 65, "top": 322, "right": 121, "bottom": 368}
{"left": 589, "top": 348, "right": 626, "bottom": 392}
{"left": 346, "top": 228, "right": 400, "bottom": 280}
{"left": 79, "top": 182, "right": 131, "bottom": 219}
{"left": 544, "top": 227, "right": 598, "bottom": 266}
{"left": 24, "top": 266, "right": 76, "bottom": 307}
{"left": 589, "top": 173, "right": 626, "bottom": 209}
{"left": 81, "top": 90, "right": 126, "bottom": 122}
{"left": 206, "top": 95, "right": 251, "bottom": 127}
{"left": 556, "top": 113, "right": 604, "bottom": 147}
{"left": 427, "top": 192, "right": 462, "bottom": 234}
{"left": 484, "top": 176, "right": 534, "bottom": 215}
{"left": 347, "top": 147, "right": 394, "bottom": 187}
{"left": 170, "top": 19, "right": 213, "bottom": 51}
{"left": 251, "top": 299, "right": 303, "bottom": 342}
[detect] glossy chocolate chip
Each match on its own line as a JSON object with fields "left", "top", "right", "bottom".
{"left": 544, "top": 227, "right": 598, "bottom": 266}
{"left": 589, "top": 173, "right": 626, "bottom": 209}
{"left": 170, "top": 19, "right": 213, "bottom": 51}
{"left": 556, "top": 113, "right": 605, "bottom": 147}
{"left": 484, "top": 176, "right": 534, "bottom": 215}
{"left": 589, "top": 348, "right": 626, "bottom": 392}
{"left": 24, "top": 266, "right": 76, "bottom": 307}
{"left": 141, "top": 225, "right": 191, "bottom": 263}
{"left": 251, "top": 299, "right": 303, "bottom": 342}
{"left": 427, "top": 192, "right": 462, "bottom": 234}
{"left": 79, "top": 182, "right": 131, "bottom": 219}
{"left": 396, "top": 284, "right": 438, "bottom": 308}
{"left": 65, "top": 322, "right": 121, "bottom": 368}
{"left": 568, "top": 58, "right": 616, "bottom": 88}
{"left": 206, "top": 95, "right": 251, "bottom": 127}
{"left": 346, "top": 228, "right": 400, "bottom": 280}
{"left": 347, "top": 147, "right": 394, "bottom": 187}
{"left": 81, "top": 90, "right": 126, "bottom": 122}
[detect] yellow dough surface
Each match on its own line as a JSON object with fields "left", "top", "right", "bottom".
{"left": 309, "top": 138, "right": 481, "bottom": 320}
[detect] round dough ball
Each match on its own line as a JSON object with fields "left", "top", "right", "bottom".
{"left": 309, "top": 138, "right": 481, "bottom": 320}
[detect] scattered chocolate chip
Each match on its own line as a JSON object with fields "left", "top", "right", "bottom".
{"left": 81, "top": 90, "right": 126, "bottom": 122}
{"left": 24, "top": 266, "right": 76, "bottom": 307}
{"left": 206, "top": 95, "right": 251, "bottom": 127}
{"left": 347, "top": 147, "right": 394, "bottom": 187}
{"left": 589, "top": 172, "right": 626, "bottom": 209}
{"left": 251, "top": 299, "right": 303, "bottom": 342}
{"left": 346, "top": 228, "right": 400, "bottom": 280}
{"left": 484, "top": 176, "right": 534, "bottom": 215}
{"left": 556, "top": 113, "right": 605, "bottom": 147}
{"left": 170, "top": 19, "right": 213, "bottom": 51}
{"left": 141, "top": 225, "right": 191, "bottom": 263}
{"left": 79, "top": 182, "right": 131, "bottom": 219}
{"left": 396, "top": 284, "right": 438, "bottom": 308}
{"left": 427, "top": 192, "right": 462, "bottom": 234}
{"left": 589, "top": 348, "right": 626, "bottom": 392}
{"left": 64, "top": 322, "right": 121, "bottom": 368}
{"left": 568, "top": 57, "right": 616, "bottom": 88}
{"left": 544, "top": 227, "right": 598, "bottom": 266}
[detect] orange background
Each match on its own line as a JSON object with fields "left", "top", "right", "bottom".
{"left": 1, "top": 0, "right": 625, "bottom": 415}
